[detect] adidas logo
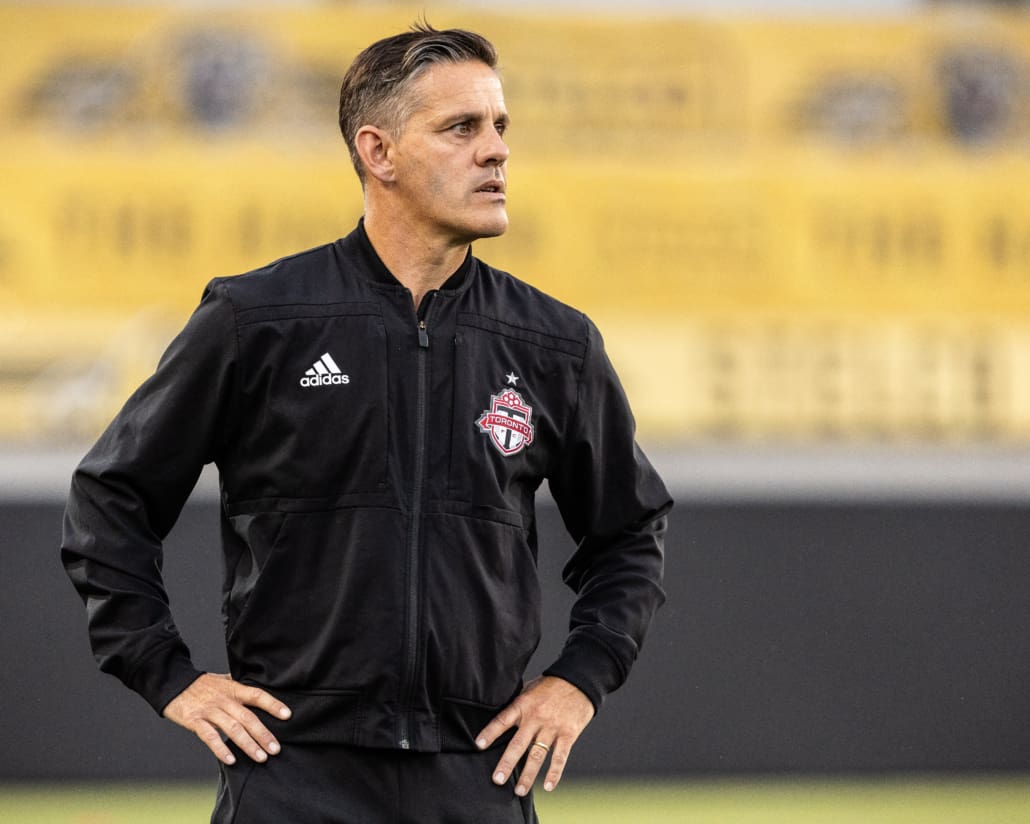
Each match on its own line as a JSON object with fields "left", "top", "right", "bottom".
{"left": 300, "top": 352, "right": 350, "bottom": 387}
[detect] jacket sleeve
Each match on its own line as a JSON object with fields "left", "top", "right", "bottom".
{"left": 60, "top": 281, "right": 238, "bottom": 715}
{"left": 542, "top": 317, "right": 673, "bottom": 712}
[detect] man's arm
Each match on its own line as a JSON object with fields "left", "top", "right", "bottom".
{"left": 477, "top": 317, "right": 672, "bottom": 793}
{"left": 61, "top": 282, "right": 290, "bottom": 764}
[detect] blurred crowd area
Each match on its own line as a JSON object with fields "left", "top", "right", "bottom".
{"left": 3, "top": 3, "right": 1030, "bottom": 445}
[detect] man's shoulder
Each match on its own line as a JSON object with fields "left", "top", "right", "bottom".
{"left": 470, "top": 258, "right": 593, "bottom": 345}
{"left": 208, "top": 238, "right": 357, "bottom": 310}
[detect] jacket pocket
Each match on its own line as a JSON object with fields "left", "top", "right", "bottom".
{"left": 232, "top": 306, "right": 390, "bottom": 499}
{"left": 448, "top": 315, "right": 581, "bottom": 508}
{"left": 423, "top": 512, "right": 541, "bottom": 707}
{"left": 225, "top": 506, "right": 406, "bottom": 690}
{"left": 253, "top": 687, "right": 365, "bottom": 745}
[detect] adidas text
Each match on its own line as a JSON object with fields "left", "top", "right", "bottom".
{"left": 300, "top": 352, "right": 350, "bottom": 388}
{"left": 300, "top": 373, "right": 350, "bottom": 387}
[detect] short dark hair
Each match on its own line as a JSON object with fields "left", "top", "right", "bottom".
{"left": 338, "top": 23, "right": 499, "bottom": 185}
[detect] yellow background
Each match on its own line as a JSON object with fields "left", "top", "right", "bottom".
{"left": 3, "top": 5, "right": 1030, "bottom": 441}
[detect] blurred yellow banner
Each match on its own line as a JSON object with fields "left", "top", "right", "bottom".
{"left": 3, "top": 5, "right": 1030, "bottom": 442}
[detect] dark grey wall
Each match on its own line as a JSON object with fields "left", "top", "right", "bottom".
{"left": 5, "top": 496, "right": 1030, "bottom": 780}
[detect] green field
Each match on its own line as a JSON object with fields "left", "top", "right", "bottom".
{"left": 2, "top": 776, "right": 1029, "bottom": 823}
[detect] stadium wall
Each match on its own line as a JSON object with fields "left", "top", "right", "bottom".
{"left": 5, "top": 478, "right": 1030, "bottom": 780}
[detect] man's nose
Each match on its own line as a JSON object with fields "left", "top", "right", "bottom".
{"left": 479, "top": 129, "right": 510, "bottom": 165}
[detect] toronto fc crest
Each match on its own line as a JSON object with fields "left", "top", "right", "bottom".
{"left": 476, "top": 388, "right": 535, "bottom": 456}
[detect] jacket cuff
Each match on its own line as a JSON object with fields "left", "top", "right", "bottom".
{"left": 542, "top": 631, "right": 628, "bottom": 714}
{"left": 124, "top": 638, "right": 205, "bottom": 716}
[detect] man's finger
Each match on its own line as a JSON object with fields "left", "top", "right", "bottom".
{"left": 222, "top": 704, "right": 282, "bottom": 760}
{"left": 194, "top": 719, "right": 237, "bottom": 766}
{"left": 475, "top": 703, "right": 522, "bottom": 751}
{"left": 490, "top": 727, "right": 538, "bottom": 789}
{"left": 234, "top": 682, "right": 293, "bottom": 722}
{"left": 512, "top": 737, "right": 553, "bottom": 797}
{"left": 226, "top": 683, "right": 292, "bottom": 756}
{"left": 541, "top": 739, "right": 571, "bottom": 791}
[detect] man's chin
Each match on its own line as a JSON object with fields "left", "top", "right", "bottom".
{"left": 446, "top": 209, "right": 509, "bottom": 244}
{"left": 476, "top": 214, "right": 509, "bottom": 239}
{"left": 456, "top": 219, "right": 508, "bottom": 243}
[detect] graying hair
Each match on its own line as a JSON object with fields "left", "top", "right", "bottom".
{"left": 338, "top": 23, "right": 499, "bottom": 185}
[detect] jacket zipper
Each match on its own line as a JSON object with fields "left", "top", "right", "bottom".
{"left": 399, "top": 292, "right": 434, "bottom": 749}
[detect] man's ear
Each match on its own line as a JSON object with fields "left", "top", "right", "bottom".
{"left": 355, "top": 126, "right": 395, "bottom": 184}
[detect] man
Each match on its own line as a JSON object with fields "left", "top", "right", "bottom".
{"left": 62, "top": 23, "right": 671, "bottom": 823}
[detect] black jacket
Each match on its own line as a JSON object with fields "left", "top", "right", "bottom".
{"left": 61, "top": 222, "right": 672, "bottom": 752}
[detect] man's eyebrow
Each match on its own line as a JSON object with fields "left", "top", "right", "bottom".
{"left": 440, "top": 111, "right": 510, "bottom": 127}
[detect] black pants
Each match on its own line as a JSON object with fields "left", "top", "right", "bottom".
{"left": 211, "top": 742, "right": 539, "bottom": 824}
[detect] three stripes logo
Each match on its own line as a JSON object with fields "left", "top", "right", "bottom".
{"left": 299, "top": 352, "right": 350, "bottom": 388}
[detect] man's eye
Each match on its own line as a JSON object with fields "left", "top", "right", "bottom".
{"left": 495, "top": 122, "right": 508, "bottom": 136}
{"left": 452, "top": 122, "right": 472, "bottom": 135}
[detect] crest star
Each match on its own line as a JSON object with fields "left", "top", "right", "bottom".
{"left": 506, "top": 372, "right": 519, "bottom": 386}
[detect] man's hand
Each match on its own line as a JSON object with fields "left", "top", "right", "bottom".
{"left": 475, "top": 675, "right": 595, "bottom": 796}
{"left": 162, "top": 673, "right": 292, "bottom": 766}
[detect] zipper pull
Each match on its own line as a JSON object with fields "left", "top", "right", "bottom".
{"left": 417, "top": 320, "right": 429, "bottom": 349}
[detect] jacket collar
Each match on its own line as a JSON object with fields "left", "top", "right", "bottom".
{"left": 351, "top": 218, "right": 473, "bottom": 293}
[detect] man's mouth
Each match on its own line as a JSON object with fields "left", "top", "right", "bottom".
{"left": 475, "top": 181, "right": 505, "bottom": 194}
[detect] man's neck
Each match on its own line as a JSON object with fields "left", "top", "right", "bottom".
{"left": 363, "top": 209, "right": 470, "bottom": 310}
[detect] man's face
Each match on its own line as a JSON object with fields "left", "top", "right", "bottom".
{"left": 388, "top": 60, "right": 510, "bottom": 244}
